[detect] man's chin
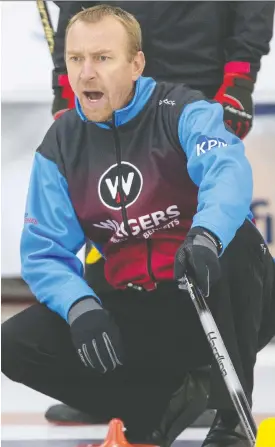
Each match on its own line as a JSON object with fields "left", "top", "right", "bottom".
{"left": 82, "top": 106, "right": 112, "bottom": 123}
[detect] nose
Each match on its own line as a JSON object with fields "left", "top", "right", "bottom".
{"left": 80, "top": 59, "right": 97, "bottom": 81}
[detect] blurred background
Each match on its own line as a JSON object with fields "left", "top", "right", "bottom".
{"left": 1, "top": 1, "right": 275, "bottom": 446}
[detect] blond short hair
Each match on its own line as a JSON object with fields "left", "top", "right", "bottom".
{"left": 66, "top": 4, "right": 142, "bottom": 61}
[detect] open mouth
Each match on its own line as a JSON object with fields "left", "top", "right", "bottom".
{"left": 83, "top": 91, "right": 104, "bottom": 102}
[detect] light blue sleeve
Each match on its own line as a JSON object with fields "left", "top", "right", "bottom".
{"left": 178, "top": 100, "right": 253, "bottom": 252}
{"left": 21, "top": 152, "right": 101, "bottom": 321}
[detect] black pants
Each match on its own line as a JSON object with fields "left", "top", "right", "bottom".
{"left": 2, "top": 221, "right": 274, "bottom": 433}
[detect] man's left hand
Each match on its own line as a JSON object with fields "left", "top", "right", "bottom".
{"left": 215, "top": 73, "right": 254, "bottom": 140}
{"left": 174, "top": 227, "right": 221, "bottom": 296}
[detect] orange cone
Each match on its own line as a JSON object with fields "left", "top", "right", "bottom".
{"left": 77, "top": 418, "right": 159, "bottom": 447}
{"left": 99, "top": 419, "right": 132, "bottom": 447}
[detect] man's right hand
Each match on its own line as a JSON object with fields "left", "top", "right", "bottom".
{"left": 69, "top": 297, "right": 124, "bottom": 374}
{"left": 52, "top": 69, "right": 75, "bottom": 120}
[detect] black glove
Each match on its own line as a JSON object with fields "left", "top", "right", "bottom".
{"left": 215, "top": 73, "right": 254, "bottom": 140}
{"left": 174, "top": 227, "right": 222, "bottom": 296}
{"left": 52, "top": 69, "right": 75, "bottom": 120}
{"left": 69, "top": 297, "right": 124, "bottom": 373}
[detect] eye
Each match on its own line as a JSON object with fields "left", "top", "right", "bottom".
{"left": 96, "top": 55, "right": 109, "bottom": 62}
{"left": 69, "top": 56, "right": 82, "bottom": 62}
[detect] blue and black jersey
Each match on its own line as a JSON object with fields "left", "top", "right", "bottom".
{"left": 21, "top": 77, "right": 253, "bottom": 320}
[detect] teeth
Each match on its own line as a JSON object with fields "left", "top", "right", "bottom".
{"left": 84, "top": 91, "right": 103, "bottom": 105}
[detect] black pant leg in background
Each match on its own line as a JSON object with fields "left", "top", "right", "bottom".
{"left": 227, "top": 221, "right": 275, "bottom": 394}
{"left": 258, "top": 247, "right": 275, "bottom": 351}
{"left": 208, "top": 220, "right": 275, "bottom": 409}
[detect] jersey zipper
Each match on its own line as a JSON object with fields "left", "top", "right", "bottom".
{"left": 111, "top": 114, "right": 132, "bottom": 237}
{"left": 111, "top": 114, "right": 156, "bottom": 286}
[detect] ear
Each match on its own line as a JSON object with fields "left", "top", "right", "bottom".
{"left": 132, "top": 51, "right": 146, "bottom": 81}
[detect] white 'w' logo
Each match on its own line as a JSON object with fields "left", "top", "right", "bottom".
{"left": 105, "top": 173, "right": 134, "bottom": 199}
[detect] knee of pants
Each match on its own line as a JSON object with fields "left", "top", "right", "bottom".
{"left": 1, "top": 319, "right": 26, "bottom": 383}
